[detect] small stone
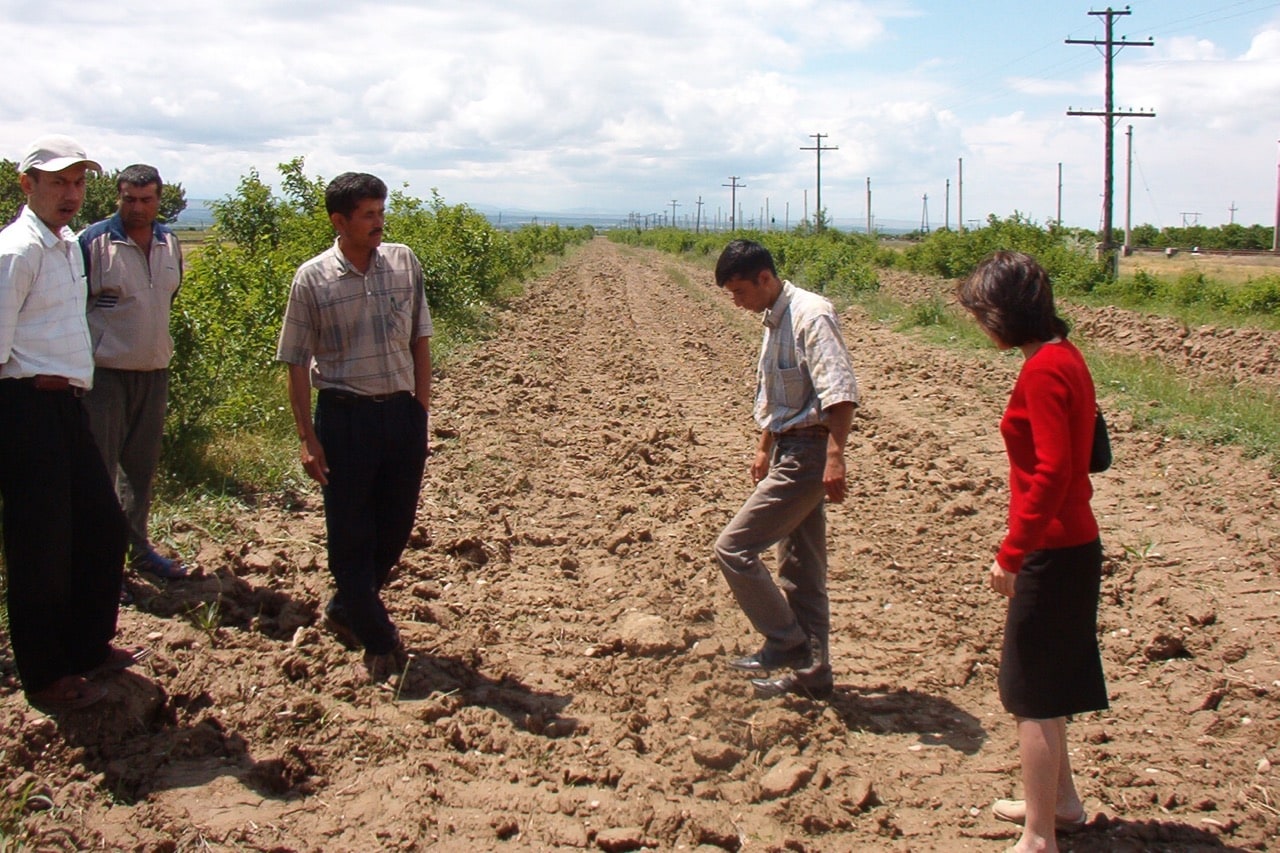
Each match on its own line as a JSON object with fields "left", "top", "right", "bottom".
{"left": 1144, "top": 632, "right": 1188, "bottom": 661}
{"left": 758, "top": 758, "right": 814, "bottom": 800}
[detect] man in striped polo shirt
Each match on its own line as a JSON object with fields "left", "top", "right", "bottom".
{"left": 277, "top": 172, "right": 432, "bottom": 685}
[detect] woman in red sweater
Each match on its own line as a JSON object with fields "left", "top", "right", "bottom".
{"left": 958, "top": 252, "right": 1105, "bottom": 853}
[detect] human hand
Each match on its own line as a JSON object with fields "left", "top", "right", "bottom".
{"left": 300, "top": 435, "right": 329, "bottom": 485}
{"left": 989, "top": 560, "right": 1016, "bottom": 598}
{"left": 750, "top": 450, "right": 770, "bottom": 484}
{"left": 823, "top": 454, "right": 847, "bottom": 503}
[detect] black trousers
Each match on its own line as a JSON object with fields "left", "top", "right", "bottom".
{"left": 0, "top": 379, "right": 127, "bottom": 694}
{"left": 316, "top": 391, "right": 427, "bottom": 655}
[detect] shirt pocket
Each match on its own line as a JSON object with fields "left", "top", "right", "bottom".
{"left": 381, "top": 289, "right": 414, "bottom": 340}
{"left": 766, "top": 365, "right": 810, "bottom": 408}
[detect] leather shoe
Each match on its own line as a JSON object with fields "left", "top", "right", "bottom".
{"left": 751, "top": 671, "right": 834, "bottom": 700}
{"left": 729, "top": 638, "right": 813, "bottom": 673}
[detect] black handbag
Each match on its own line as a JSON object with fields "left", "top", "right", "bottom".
{"left": 1089, "top": 407, "right": 1112, "bottom": 473}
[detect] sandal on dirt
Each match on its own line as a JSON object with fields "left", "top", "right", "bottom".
{"left": 992, "top": 798, "right": 1088, "bottom": 833}
{"left": 26, "top": 675, "right": 108, "bottom": 713}
{"left": 131, "top": 548, "right": 188, "bottom": 580}
{"left": 87, "top": 645, "right": 152, "bottom": 677}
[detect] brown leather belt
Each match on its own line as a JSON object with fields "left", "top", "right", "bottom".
{"left": 9, "top": 375, "right": 85, "bottom": 396}
{"left": 319, "top": 389, "right": 412, "bottom": 405}
{"left": 774, "top": 425, "right": 829, "bottom": 438}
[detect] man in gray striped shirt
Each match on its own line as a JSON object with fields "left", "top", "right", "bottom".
{"left": 277, "top": 172, "right": 432, "bottom": 686}
{"left": 713, "top": 239, "right": 859, "bottom": 701}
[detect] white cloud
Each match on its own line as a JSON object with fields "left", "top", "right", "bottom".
{"left": 0, "top": 0, "right": 1276, "bottom": 228}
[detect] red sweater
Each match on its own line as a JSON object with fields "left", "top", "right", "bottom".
{"left": 997, "top": 339, "right": 1100, "bottom": 572}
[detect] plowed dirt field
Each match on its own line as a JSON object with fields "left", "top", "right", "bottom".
{"left": 2, "top": 238, "right": 1277, "bottom": 852}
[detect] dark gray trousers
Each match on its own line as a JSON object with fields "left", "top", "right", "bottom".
{"left": 83, "top": 367, "right": 169, "bottom": 558}
{"left": 715, "top": 429, "right": 831, "bottom": 667}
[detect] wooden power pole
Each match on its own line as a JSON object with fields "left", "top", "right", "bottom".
{"left": 800, "top": 133, "right": 837, "bottom": 230}
{"left": 1067, "top": 7, "right": 1154, "bottom": 272}
{"left": 723, "top": 176, "right": 745, "bottom": 231}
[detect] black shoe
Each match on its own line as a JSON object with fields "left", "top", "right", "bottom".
{"left": 751, "top": 672, "right": 835, "bottom": 701}
{"left": 729, "top": 639, "right": 813, "bottom": 673}
{"left": 323, "top": 602, "right": 362, "bottom": 650}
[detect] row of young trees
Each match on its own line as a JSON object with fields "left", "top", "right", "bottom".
{"left": 612, "top": 213, "right": 1111, "bottom": 300}
{"left": 166, "top": 158, "right": 591, "bottom": 486}
{"left": 616, "top": 213, "right": 1280, "bottom": 321}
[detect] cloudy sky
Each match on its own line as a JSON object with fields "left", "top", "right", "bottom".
{"left": 3, "top": 0, "right": 1279, "bottom": 231}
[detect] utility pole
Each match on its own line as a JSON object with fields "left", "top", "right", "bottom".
{"left": 1228, "top": 201, "right": 1237, "bottom": 224}
{"left": 1067, "top": 7, "right": 1154, "bottom": 272}
{"left": 1057, "top": 163, "right": 1063, "bottom": 227}
{"left": 865, "top": 177, "right": 872, "bottom": 236}
{"left": 670, "top": 199, "right": 679, "bottom": 228}
{"left": 801, "top": 133, "right": 838, "bottom": 230}
{"left": 1124, "top": 126, "right": 1133, "bottom": 254}
{"left": 1274, "top": 139, "right": 1280, "bottom": 253}
{"left": 958, "top": 158, "right": 964, "bottom": 233}
{"left": 695, "top": 196, "right": 704, "bottom": 233}
{"left": 723, "top": 176, "right": 744, "bottom": 231}
{"left": 920, "top": 194, "right": 930, "bottom": 234}
{"left": 945, "top": 179, "right": 950, "bottom": 230}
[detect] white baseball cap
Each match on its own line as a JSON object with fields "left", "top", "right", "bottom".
{"left": 18, "top": 134, "right": 102, "bottom": 174}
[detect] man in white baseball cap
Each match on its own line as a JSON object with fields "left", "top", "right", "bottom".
{"left": 0, "top": 135, "right": 138, "bottom": 714}
{"left": 17, "top": 134, "right": 103, "bottom": 175}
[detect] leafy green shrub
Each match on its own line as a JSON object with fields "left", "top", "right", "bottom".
{"left": 164, "top": 159, "right": 587, "bottom": 493}
{"left": 1229, "top": 276, "right": 1280, "bottom": 315}
{"left": 898, "top": 214, "right": 1109, "bottom": 293}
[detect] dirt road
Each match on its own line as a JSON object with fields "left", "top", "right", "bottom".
{"left": 2, "top": 238, "right": 1277, "bottom": 851}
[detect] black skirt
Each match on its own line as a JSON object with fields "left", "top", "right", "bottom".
{"left": 998, "top": 538, "right": 1108, "bottom": 719}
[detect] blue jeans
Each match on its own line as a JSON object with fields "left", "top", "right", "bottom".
{"left": 715, "top": 428, "right": 830, "bottom": 667}
{"left": 316, "top": 391, "right": 427, "bottom": 655}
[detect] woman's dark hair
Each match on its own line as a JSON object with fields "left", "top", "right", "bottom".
{"left": 957, "top": 251, "right": 1069, "bottom": 346}
{"left": 715, "top": 239, "right": 777, "bottom": 286}
{"left": 325, "top": 172, "right": 387, "bottom": 218}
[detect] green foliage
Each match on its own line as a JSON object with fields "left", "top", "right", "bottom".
{"left": 608, "top": 227, "right": 882, "bottom": 306}
{"left": 0, "top": 159, "right": 186, "bottom": 229}
{"left": 1095, "top": 267, "right": 1279, "bottom": 319}
{"left": 898, "top": 213, "right": 1110, "bottom": 293}
{"left": 1229, "top": 276, "right": 1280, "bottom": 315}
{"left": 0, "top": 160, "right": 25, "bottom": 227}
{"left": 74, "top": 170, "right": 188, "bottom": 228}
{"left": 1125, "top": 221, "right": 1274, "bottom": 251}
{"left": 165, "top": 158, "right": 590, "bottom": 494}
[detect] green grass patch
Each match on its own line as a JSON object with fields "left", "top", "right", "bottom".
{"left": 1082, "top": 268, "right": 1280, "bottom": 331}
{"left": 1087, "top": 349, "right": 1280, "bottom": 462}
{"left": 866, "top": 289, "right": 1280, "bottom": 470}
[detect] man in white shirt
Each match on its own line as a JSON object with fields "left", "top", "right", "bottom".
{"left": 713, "top": 239, "right": 859, "bottom": 701}
{"left": 0, "top": 136, "right": 134, "bottom": 713}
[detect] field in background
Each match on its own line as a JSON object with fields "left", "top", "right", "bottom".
{"left": 1122, "top": 247, "right": 1280, "bottom": 284}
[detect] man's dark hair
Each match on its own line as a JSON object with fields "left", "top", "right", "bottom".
{"left": 117, "top": 164, "right": 162, "bottom": 194}
{"left": 325, "top": 172, "right": 387, "bottom": 218}
{"left": 715, "top": 239, "right": 778, "bottom": 286}
{"left": 957, "top": 251, "right": 1069, "bottom": 346}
